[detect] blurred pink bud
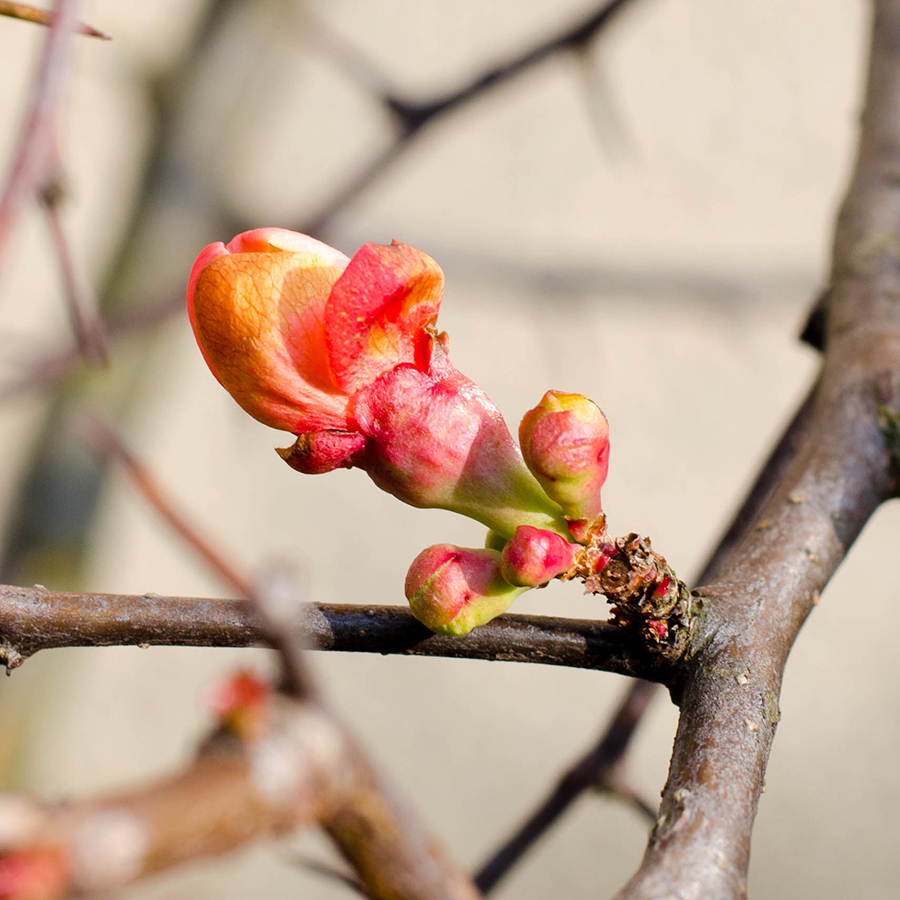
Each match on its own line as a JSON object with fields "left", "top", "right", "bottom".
{"left": 405, "top": 544, "right": 526, "bottom": 635}
{"left": 499, "top": 525, "right": 579, "bottom": 587}
{"left": 0, "top": 847, "right": 69, "bottom": 900}
{"left": 519, "top": 391, "right": 610, "bottom": 528}
{"left": 207, "top": 669, "right": 272, "bottom": 741}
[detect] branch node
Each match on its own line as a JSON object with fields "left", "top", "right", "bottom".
{"left": 0, "top": 642, "right": 27, "bottom": 673}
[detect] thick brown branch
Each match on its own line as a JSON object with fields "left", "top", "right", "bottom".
{"left": 472, "top": 365, "right": 822, "bottom": 893}
{"left": 0, "top": 585, "right": 669, "bottom": 681}
{"left": 617, "top": 2, "right": 900, "bottom": 895}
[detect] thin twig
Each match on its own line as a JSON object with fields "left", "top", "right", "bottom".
{"left": 0, "top": 0, "right": 81, "bottom": 273}
{"left": 39, "top": 178, "right": 108, "bottom": 365}
{"left": 298, "top": 0, "right": 643, "bottom": 235}
{"left": 0, "top": 1, "right": 108, "bottom": 37}
{"left": 0, "top": 291, "right": 180, "bottom": 404}
{"left": 76, "top": 411, "right": 255, "bottom": 598}
{"left": 251, "top": 563, "right": 318, "bottom": 703}
{"left": 474, "top": 678, "right": 656, "bottom": 894}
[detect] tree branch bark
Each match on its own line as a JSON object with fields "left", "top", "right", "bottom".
{"left": 617, "top": 2, "right": 900, "bottom": 895}
{"left": 0, "top": 585, "right": 670, "bottom": 682}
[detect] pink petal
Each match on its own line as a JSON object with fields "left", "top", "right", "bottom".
{"left": 325, "top": 241, "right": 443, "bottom": 394}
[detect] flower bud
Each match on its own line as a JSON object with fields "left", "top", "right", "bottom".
{"left": 499, "top": 525, "right": 579, "bottom": 587}
{"left": 519, "top": 391, "right": 610, "bottom": 527}
{"left": 354, "top": 360, "right": 569, "bottom": 539}
{"left": 405, "top": 545, "right": 526, "bottom": 635}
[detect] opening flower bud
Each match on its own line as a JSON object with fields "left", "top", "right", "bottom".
{"left": 405, "top": 544, "right": 526, "bottom": 635}
{"left": 188, "top": 229, "right": 570, "bottom": 538}
{"left": 519, "top": 391, "right": 610, "bottom": 527}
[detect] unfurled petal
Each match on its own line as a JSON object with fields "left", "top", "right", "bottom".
{"left": 499, "top": 525, "right": 579, "bottom": 587}
{"left": 326, "top": 242, "right": 442, "bottom": 395}
{"left": 405, "top": 544, "right": 526, "bottom": 635}
{"left": 224, "top": 227, "right": 350, "bottom": 265}
{"left": 188, "top": 234, "right": 351, "bottom": 433}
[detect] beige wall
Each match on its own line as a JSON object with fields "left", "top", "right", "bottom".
{"left": 0, "top": 1, "right": 892, "bottom": 897}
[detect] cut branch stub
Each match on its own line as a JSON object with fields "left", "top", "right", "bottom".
{"left": 573, "top": 521, "right": 693, "bottom": 655}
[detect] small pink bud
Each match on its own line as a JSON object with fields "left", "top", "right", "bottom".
{"left": 519, "top": 391, "right": 610, "bottom": 528}
{"left": 499, "top": 525, "right": 579, "bottom": 587}
{"left": 405, "top": 545, "right": 526, "bottom": 635}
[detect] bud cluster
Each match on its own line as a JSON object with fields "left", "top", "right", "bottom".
{"left": 187, "top": 230, "right": 675, "bottom": 637}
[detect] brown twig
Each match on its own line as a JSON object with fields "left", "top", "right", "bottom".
{"left": 474, "top": 677, "right": 656, "bottom": 894}
{"left": 615, "top": 3, "right": 900, "bottom": 895}
{"left": 0, "top": 584, "right": 670, "bottom": 681}
{"left": 299, "top": 0, "right": 642, "bottom": 234}
{"left": 39, "top": 179, "right": 108, "bottom": 365}
{"left": 0, "top": 0, "right": 81, "bottom": 273}
{"left": 251, "top": 563, "right": 318, "bottom": 704}
{"left": 0, "top": 1, "right": 108, "bottom": 37}
{"left": 76, "top": 411, "right": 256, "bottom": 599}
{"left": 0, "top": 291, "right": 180, "bottom": 404}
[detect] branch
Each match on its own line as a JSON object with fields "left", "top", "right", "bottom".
{"left": 0, "top": 291, "right": 180, "bottom": 404}
{"left": 299, "top": 0, "right": 642, "bottom": 234}
{"left": 77, "top": 410, "right": 255, "bottom": 598}
{"left": 39, "top": 179, "right": 108, "bottom": 365}
{"left": 0, "top": 1, "right": 108, "bottom": 37}
{"left": 0, "top": 0, "right": 81, "bottom": 273}
{"left": 0, "top": 694, "right": 479, "bottom": 899}
{"left": 472, "top": 365, "right": 821, "bottom": 893}
{"left": 0, "top": 584, "right": 669, "bottom": 681}
{"left": 474, "top": 678, "right": 656, "bottom": 894}
{"left": 616, "top": 2, "right": 900, "bottom": 895}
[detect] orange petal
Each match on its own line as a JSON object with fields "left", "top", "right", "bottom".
{"left": 190, "top": 249, "right": 352, "bottom": 433}
{"left": 325, "top": 241, "right": 443, "bottom": 394}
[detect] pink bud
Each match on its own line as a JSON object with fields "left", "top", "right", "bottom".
{"left": 499, "top": 525, "right": 579, "bottom": 587}
{"left": 405, "top": 545, "right": 526, "bottom": 635}
{"left": 519, "top": 391, "right": 610, "bottom": 527}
